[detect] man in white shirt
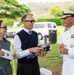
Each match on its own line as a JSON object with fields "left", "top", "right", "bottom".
{"left": 59, "top": 10, "right": 74, "bottom": 75}
{"left": 14, "top": 13, "right": 47, "bottom": 75}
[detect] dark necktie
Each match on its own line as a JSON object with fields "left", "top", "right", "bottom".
{"left": 29, "top": 31, "right": 32, "bottom": 35}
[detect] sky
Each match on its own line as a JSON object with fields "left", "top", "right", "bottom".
{"left": 17, "top": 0, "right": 70, "bottom": 4}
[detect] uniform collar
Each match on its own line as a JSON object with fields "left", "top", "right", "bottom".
{"left": 69, "top": 25, "right": 74, "bottom": 30}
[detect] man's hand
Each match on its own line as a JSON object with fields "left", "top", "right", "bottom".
{"left": 0, "top": 50, "right": 5, "bottom": 56}
{"left": 12, "top": 52, "right": 16, "bottom": 59}
{"left": 29, "top": 47, "right": 44, "bottom": 53}
{"left": 39, "top": 51, "right": 47, "bottom": 57}
{"left": 59, "top": 44, "right": 64, "bottom": 49}
{"left": 59, "top": 44, "right": 68, "bottom": 54}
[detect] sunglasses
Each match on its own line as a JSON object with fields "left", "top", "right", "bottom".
{"left": 0, "top": 26, "right": 7, "bottom": 29}
{"left": 24, "top": 20, "right": 35, "bottom": 23}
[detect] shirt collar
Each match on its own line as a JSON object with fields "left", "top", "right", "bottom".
{"left": 23, "top": 28, "right": 32, "bottom": 34}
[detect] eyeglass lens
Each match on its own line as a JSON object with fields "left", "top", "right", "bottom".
{"left": 0, "top": 26, "right": 7, "bottom": 29}
{"left": 24, "top": 20, "right": 35, "bottom": 23}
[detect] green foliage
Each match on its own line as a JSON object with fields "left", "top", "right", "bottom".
{"left": 0, "top": 0, "right": 31, "bottom": 19}
{"left": 5, "top": 20, "right": 14, "bottom": 27}
{"left": 36, "top": 18, "right": 63, "bottom": 26}
{"left": 17, "top": 21, "right": 22, "bottom": 26}
{"left": 0, "top": 18, "right": 14, "bottom": 26}
{"left": 50, "top": 6, "right": 63, "bottom": 17}
{"left": 67, "top": 5, "right": 74, "bottom": 11}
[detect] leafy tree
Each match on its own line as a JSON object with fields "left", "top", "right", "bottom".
{"left": 67, "top": 5, "right": 74, "bottom": 11}
{"left": 0, "top": 0, "right": 31, "bottom": 19}
{"left": 50, "top": 6, "right": 63, "bottom": 17}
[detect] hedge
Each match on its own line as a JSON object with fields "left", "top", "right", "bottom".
{"left": 36, "top": 18, "right": 63, "bottom": 26}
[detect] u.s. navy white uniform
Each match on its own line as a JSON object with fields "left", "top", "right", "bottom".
{"left": 60, "top": 26, "right": 74, "bottom": 75}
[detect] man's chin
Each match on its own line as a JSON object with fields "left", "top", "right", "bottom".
{"left": 31, "top": 27, "right": 33, "bottom": 29}
{"left": 64, "top": 24, "right": 67, "bottom": 27}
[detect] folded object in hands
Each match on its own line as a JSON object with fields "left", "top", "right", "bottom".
{"left": 26, "top": 43, "right": 52, "bottom": 59}
{"left": 0, "top": 49, "right": 14, "bottom": 60}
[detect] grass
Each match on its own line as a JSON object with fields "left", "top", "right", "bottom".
{"left": 38, "top": 44, "right": 63, "bottom": 75}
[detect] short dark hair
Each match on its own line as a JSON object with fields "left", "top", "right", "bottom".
{"left": 0, "top": 20, "right": 7, "bottom": 42}
{"left": 0, "top": 20, "right": 3, "bottom": 27}
{"left": 21, "top": 13, "right": 33, "bottom": 22}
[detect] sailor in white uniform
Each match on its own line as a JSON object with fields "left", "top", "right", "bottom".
{"left": 59, "top": 10, "right": 74, "bottom": 75}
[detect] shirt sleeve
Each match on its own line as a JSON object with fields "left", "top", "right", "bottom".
{"left": 14, "top": 35, "right": 31, "bottom": 59}
{"left": 38, "top": 36, "right": 40, "bottom": 46}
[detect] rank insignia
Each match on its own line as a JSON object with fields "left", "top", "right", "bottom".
{"left": 70, "top": 44, "right": 74, "bottom": 48}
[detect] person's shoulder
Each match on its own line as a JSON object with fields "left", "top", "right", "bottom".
{"left": 32, "top": 30, "right": 38, "bottom": 35}
{"left": 32, "top": 30, "right": 37, "bottom": 33}
{"left": 72, "top": 28, "right": 74, "bottom": 31}
{"left": 6, "top": 40, "right": 10, "bottom": 42}
{"left": 17, "top": 29, "right": 23, "bottom": 33}
{"left": 62, "top": 30, "right": 67, "bottom": 36}
{"left": 6, "top": 40, "right": 11, "bottom": 45}
{"left": 64, "top": 31, "right": 68, "bottom": 34}
{"left": 7, "top": 40, "right": 10, "bottom": 42}
{"left": 17, "top": 29, "right": 24, "bottom": 35}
